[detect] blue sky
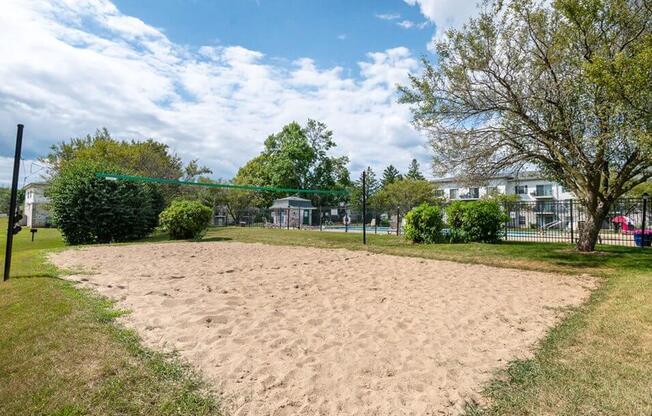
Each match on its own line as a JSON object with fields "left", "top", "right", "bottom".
{"left": 0, "top": 0, "right": 479, "bottom": 186}
{"left": 114, "top": 0, "right": 432, "bottom": 70}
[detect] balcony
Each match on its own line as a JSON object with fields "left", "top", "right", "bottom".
{"left": 530, "top": 190, "right": 554, "bottom": 199}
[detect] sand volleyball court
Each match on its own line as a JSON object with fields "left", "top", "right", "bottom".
{"left": 50, "top": 242, "right": 595, "bottom": 415}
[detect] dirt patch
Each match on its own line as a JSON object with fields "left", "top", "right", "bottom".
{"left": 50, "top": 242, "right": 596, "bottom": 415}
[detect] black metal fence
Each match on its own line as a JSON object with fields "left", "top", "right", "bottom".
{"left": 216, "top": 196, "right": 651, "bottom": 248}
{"left": 501, "top": 198, "right": 651, "bottom": 247}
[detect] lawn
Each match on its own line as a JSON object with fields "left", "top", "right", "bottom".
{"left": 1, "top": 222, "right": 650, "bottom": 415}
{"left": 0, "top": 218, "right": 221, "bottom": 416}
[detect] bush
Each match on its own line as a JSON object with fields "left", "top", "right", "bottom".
{"left": 49, "top": 160, "right": 161, "bottom": 245}
{"left": 445, "top": 200, "right": 507, "bottom": 243}
{"left": 159, "top": 200, "right": 212, "bottom": 240}
{"left": 404, "top": 203, "right": 444, "bottom": 243}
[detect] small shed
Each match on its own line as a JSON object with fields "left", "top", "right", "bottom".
{"left": 269, "top": 196, "right": 315, "bottom": 228}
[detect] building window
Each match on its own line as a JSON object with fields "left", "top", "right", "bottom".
{"left": 449, "top": 188, "right": 458, "bottom": 199}
{"left": 434, "top": 189, "right": 444, "bottom": 198}
{"left": 486, "top": 186, "right": 499, "bottom": 195}
{"left": 468, "top": 187, "right": 479, "bottom": 198}
{"left": 536, "top": 184, "right": 553, "bottom": 196}
{"left": 515, "top": 185, "right": 528, "bottom": 195}
{"left": 518, "top": 215, "right": 526, "bottom": 226}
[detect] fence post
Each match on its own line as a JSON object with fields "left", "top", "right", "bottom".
{"left": 396, "top": 207, "right": 400, "bottom": 236}
{"left": 642, "top": 193, "right": 648, "bottom": 248}
{"left": 319, "top": 199, "right": 322, "bottom": 231}
{"left": 374, "top": 209, "right": 378, "bottom": 234}
{"left": 569, "top": 199, "right": 574, "bottom": 244}
{"left": 287, "top": 208, "right": 290, "bottom": 230}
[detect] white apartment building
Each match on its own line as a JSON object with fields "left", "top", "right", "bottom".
{"left": 23, "top": 182, "right": 51, "bottom": 228}
{"left": 432, "top": 172, "right": 576, "bottom": 229}
{"left": 432, "top": 172, "right": 574, "bottom": 201}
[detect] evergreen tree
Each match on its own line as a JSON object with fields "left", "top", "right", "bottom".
{"left": 381, "top": 165, "right": 402, "bottom": 188}
{"left": 406, "top": 159, "right": 425, "bottom": 180}
{"left": 350, "top": 167, "right": 379, "bottom": 209}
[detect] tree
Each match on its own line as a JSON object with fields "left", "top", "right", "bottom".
{"left": 49, "top": 160, "right": 158, "bottom": 244}
{"left": 350, "top": 167, "right": 379, "bottom": 210}
{"left": 399, "top": 0, "right": 651, "bottom": 251}
{"left": 625, "top": 181, "right": 652, "bottom": 198}
{"left": 42, "top": 128, "right": 184, "bottom": 180}
{"left": 381, "top": 165, "right": 402, "bottom": 187}
{"left": 0, "top": 188, "right": 24, "bottom": 215}
{"left": 235, "top": 120, "right": 350, "bottom": 207}
{"left": 41, "top": 129, "right": 198, "bottom": 205}
{"left": 372, "top": 179, "right": 438, "bottom": 213}
{"left": 405, "top": 159, "right": 425, "bottom": 180}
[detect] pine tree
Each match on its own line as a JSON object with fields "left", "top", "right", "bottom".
{"left": 381, "top": 165, "right": 402, "bottom": 188}
{"left": 406, "top": 159, "right": 425, "bottom": 180}
{"left": 351, "top": 166, "right": 379, "bottom": 209}
{"left": 360, "top": 166, "right": 379, "bottom": 196}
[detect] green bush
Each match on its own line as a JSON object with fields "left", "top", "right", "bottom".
{"left": 445, "top": 200, "right": 507, "bottom": 243}
{"left": 49, "top": 160, "right": 161, "bottom": 245}
{"left": 404, "top": 203, "right": 444, "bottom": 243}
{"left": 159, "top": 200, "right": 212, "bottom": 240}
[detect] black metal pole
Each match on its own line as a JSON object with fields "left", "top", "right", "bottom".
{"left": 396, "top": 207, "right": 400, "bottom": 236}
{"left": 641, "top": 194, "right": 648, "bottom": 248}
{"left": 362, "top": 170, "right": 366, "bottom": 245}
{"left": 287, "top": 208, "right": 290, "bottom": 230}
{"left": 4, "top": 124, "right": 24, "bottom": 281}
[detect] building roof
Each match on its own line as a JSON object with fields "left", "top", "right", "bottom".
{"left": 431, "top": 171, "right": 548, "bottom": 184}
{"left": 269, "top": 196, "right": 316, "bottom": 210}
{"left": 22, "top": 182, "right": 48, "bottom": 190}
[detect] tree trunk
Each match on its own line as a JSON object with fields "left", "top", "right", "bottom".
{"left": 576, "top": 203, "right": 609, "bottom": 252}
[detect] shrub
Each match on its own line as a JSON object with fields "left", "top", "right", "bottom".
{"left": 404, "top": 203, "right": 444, "bottom": 243}
{"left": 49, "top": 160, "right": 160, "bottom": 245}
{"left": 159, "top": 200, "right": 212, "bottom": 240}
{"left": 446, "top": 200, "right": 507, "bottom": 243}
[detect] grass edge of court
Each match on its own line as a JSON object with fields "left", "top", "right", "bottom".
{"left": 0, "top": 238, "right": 223, "bottom": 416}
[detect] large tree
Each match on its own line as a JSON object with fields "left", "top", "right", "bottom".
{"left": 235, "top": 120, "right": 350, "bottom": 207}
{"left": 399, "top": 0, "right": 651, "bottom": 251}
{"left": 42, "top": 128, "right": 185, "bottom": 180}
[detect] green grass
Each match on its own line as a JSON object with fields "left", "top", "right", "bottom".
{"left": 0, "top": 218, "right": 221, "bottom": 416}
{"left": 195, "top": 227, "right": 652, "bottom": 415}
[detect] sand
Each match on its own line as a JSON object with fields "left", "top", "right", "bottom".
{"left": 50, "top": 242, "right": 595, "bottom": 415}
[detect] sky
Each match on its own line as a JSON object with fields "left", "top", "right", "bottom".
{"left": 0, "top": 0, "right": 480, "bottom": 186}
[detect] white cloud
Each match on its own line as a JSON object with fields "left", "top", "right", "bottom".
{"left": 397, "top": 20, "right": 415, "bottom": 29}
{"left": 404, "top": 0, "right": 480, "bottom": 41}
{"left": 0, "top": 0, "right": 432, "bottom": 181}
{"left": 0, "top": 157, "right": 43, "bottom": 187}
{"left": 375, "top": 13, "right": 401, "bottom": 20}
{"left": 337, "top": 34, "right": 347, "bottom": 41}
